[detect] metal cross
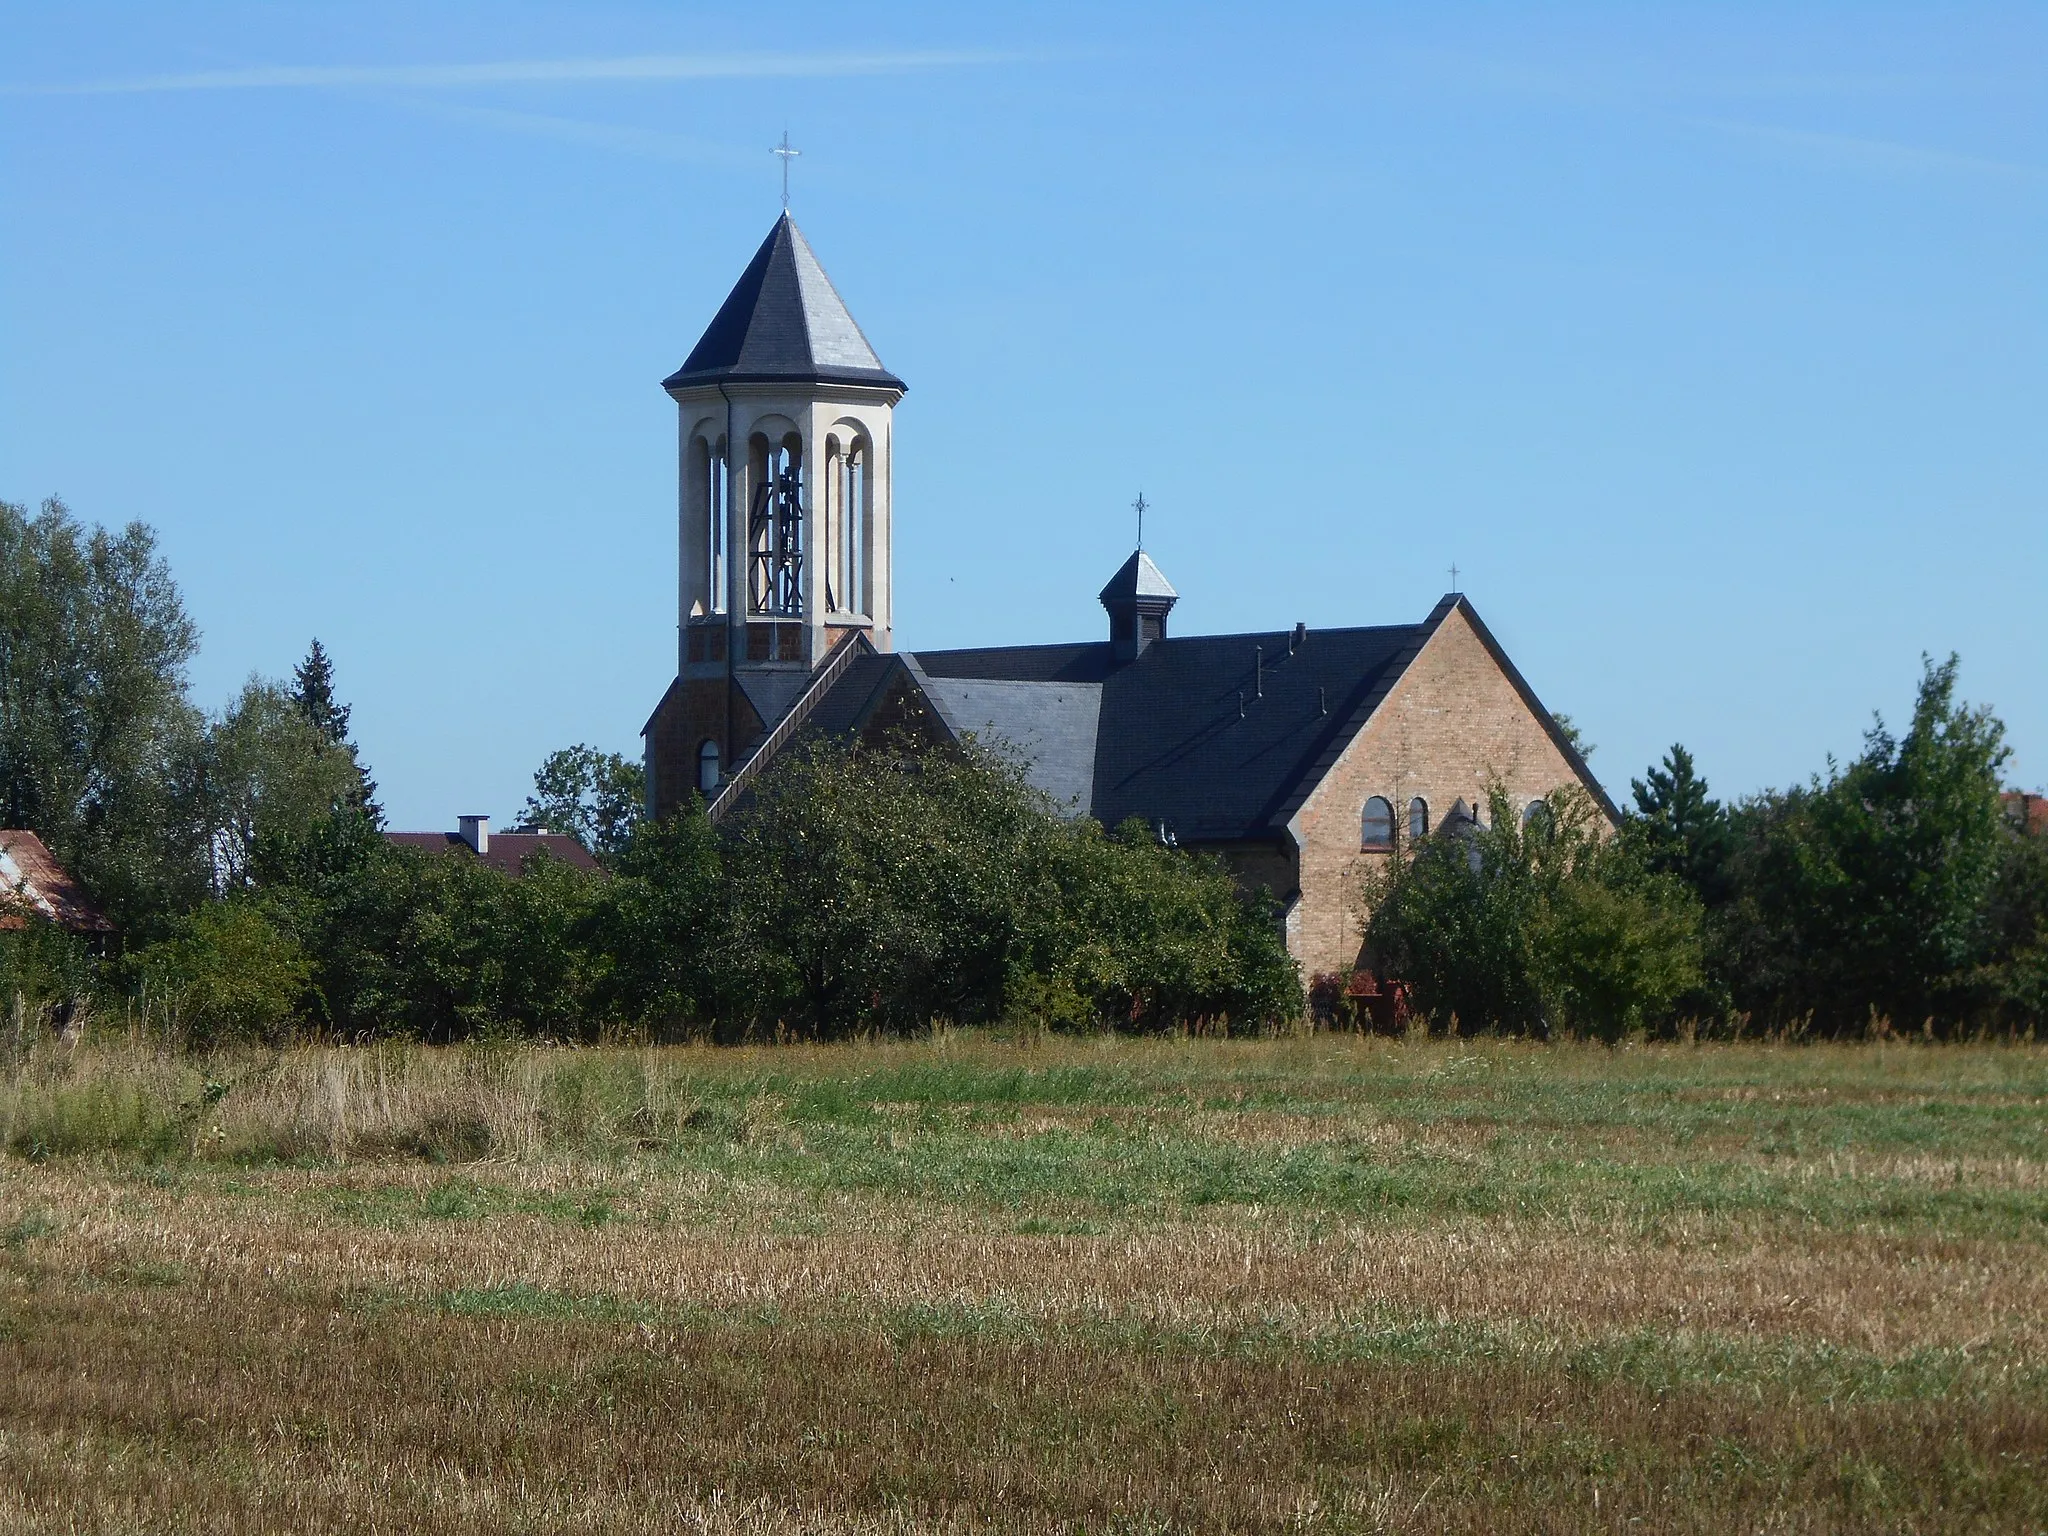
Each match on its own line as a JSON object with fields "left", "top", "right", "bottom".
{"left": 773, "top": 130, "right": 801, "bottom": 209}
{"left": 1133, "top": 491, "right": 1149, "bottom": 550}
{"left": 1449, "top": 561, "right": 1460, "bottom": 593}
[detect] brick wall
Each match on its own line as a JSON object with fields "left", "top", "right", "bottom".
{"left": 645, "top": 677, "right": 764, "bottom": 818}
{"left": 1285, "top": 606, "right": 1606, "bottom": 977}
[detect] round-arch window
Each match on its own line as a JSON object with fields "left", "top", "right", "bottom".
{"left": 1522, "top": 798, "right": 1551, "bottom": 834}
{"left": 697, "top": 740, "right": 721, "bottom": 795}
{"left": 1361, "top": 796, "right": 1395, "bottom": 849}
{"left": 1409, "top": 797, "right": 1429, "bottom": 841}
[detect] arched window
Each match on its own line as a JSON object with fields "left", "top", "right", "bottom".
{"left": 841, "top": 441, "right": 868, "bottom": 616}
{"left": 1522, "top": 798, "right": 1551, "bottom": 835}
{"left": 704, "top": 436, "right": 727, "bottom": 615}
{"left": 697, "top": 740, "right": 721, "bottom": 796}
{"left": 1361, "top": 796, "right": 1395, "bottom": 850}
{"left": 748, "top": 433, "right": 804, "bottom": 616}
{"left": 1409, "top": 797, "right": 1429, "bottom": 841}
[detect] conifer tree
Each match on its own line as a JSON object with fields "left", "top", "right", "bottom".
{"left": 290, "top": 639, "right": 350, "bottom": 747}
{"left": 290, "top": 639, "right": 382, "bottom": 826}
{"left": 1631, "top": 744, "right": 1732, "bottom": 906}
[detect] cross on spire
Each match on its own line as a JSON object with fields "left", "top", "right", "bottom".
{"left": 1133, "top": 491, "right": 1149, "bottom": 551}
{"left": 1448, "top": 561, "right": 1461, "bottom": 593}
{"left": 773, "top": 130, "right": 801, "bottom": 209}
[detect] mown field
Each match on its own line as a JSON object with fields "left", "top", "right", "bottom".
{"left": 1, "top": 1031, "right": 2043, "bottom": 1533}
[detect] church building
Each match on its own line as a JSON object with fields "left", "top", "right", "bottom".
{"left": 643, "top": 214, "right": 1615, "bottom": 979}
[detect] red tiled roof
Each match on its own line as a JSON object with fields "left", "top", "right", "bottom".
{"left": 0, "top": 831, "right": 114, "bottom": 933}
{"left": 383, "top": 831, "right": 603, "bottom": 876}
{"left": 2005, "top": 792, "right": 2048, "bottom": 837}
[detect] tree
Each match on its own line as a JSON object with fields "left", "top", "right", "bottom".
{"left": 715, "top": 739, "right": 1028, "bottom": 1033}
{"left": 136, "top": 898, "right": 311, "bottom": 1045}
{"left": 1976, "top": 822, "right": 2048, "bottom": 1028}
{"left": 591, "top": 804, "right": 727, "bottom": 1032}
{"left": 714, "top": 737, "right": 1301, "bottom": 1037}
{"left": 0, "top": 497, "right": 207, "bottom": 933}
{"left": 1718, "top": 654, "right": 2010, "bottom": 1032}
{"left": 1551, "top": 713, "right": 1595, "bottom": 761}
{"left": 268, "top": 810, "right": 606, "bottom": 1042}
{"left": 1014, "top": 817, "right": 1301, "bottom": 1032}
{"left": 291, "top": 640, "right": 349, "bottom": 744}
{"left": 1630, "top": 744, "right": 1734, "bottom": 906}
{"left": 1363, "top": 782, "right": 1703, "bottom": 1039}
{"left": 521, "top": 745, "right": 644, "bottom": 861}
{"left": 204, "top": 677, "right": 367, "bottom": 893}
{"left": 291, "top": 639, "right": 381, "bottom": 825}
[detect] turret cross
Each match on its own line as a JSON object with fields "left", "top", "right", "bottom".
{"left": 774, "top": 130, "right": 801, "bottom": 209}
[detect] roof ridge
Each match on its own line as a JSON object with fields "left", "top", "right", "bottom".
{"left": 1445, "top": 595, "right": 1620, "bottom": 822}
{"left": 1261, "top": 601, "right": 1456, "bottom": 834}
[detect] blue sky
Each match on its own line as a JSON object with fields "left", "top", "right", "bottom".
{"left": 3, "top": 2, "right": 2042, "bottom": 831}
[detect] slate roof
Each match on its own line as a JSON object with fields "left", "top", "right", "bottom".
{"left": 784, "top": 594, "right": 1615, "bottom": 841}
{"left": 1098, "top": 550, "right": 1179, "bottom": 605}
{"left": 800, "top": 620, "right": 1416, "bottom": 839}
{"left": 663, "top": 213, "right": 905, "bottom": 393}
{"left": 914, "top": 669, "right": 1105, "bottom": 816}
{"left": 799, "top": 650, "right": 902, "bottom": 738}
{"left": 0, "top": 831, "right": 112, "bottom": 934}
{"left": 1087, "top": 619, "right": 1433, "bottom": 840}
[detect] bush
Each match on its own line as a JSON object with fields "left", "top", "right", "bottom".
{"left": 1015, "top": 818, "right": 1301, "bottom": 1032}
{"left": 272, "top": 812, "right": 606, "bottom": 1042}
{"left": 710, "top": 739, "right": 1302, "bottom": 1037}
{"left": 0, "top": 917, "right": 100, "bottom": 1046}
{"left": 136, "top": 899, "right": 310, "bottom": 1045}
{"left": 1363, "top": 783, "right": 1703, "bottom": 1039}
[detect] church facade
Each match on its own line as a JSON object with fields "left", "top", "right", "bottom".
{"left": 644, "top": 214, "right": 1614, "bottom": 979}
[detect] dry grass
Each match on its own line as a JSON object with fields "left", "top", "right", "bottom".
{"left": 1, "top": 1031, "right": 2044, "bottom": 1532}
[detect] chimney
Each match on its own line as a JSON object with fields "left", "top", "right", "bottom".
{"left": 457, "top": 814, "right": 490, "bottom": 855}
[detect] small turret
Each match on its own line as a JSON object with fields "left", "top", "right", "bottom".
{"left": 1099, "top": 550, "right": 1178, "bottom": 663}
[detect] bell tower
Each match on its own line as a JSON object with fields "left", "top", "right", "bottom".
{"left": 644, "top": 213, "right": 906, "bottom": 814}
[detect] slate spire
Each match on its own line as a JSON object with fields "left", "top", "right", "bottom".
{"left": 663, "top": 212, "right": 905, "bottom": 392}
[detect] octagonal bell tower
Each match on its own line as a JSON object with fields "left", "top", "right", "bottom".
{"left": 645, "top": 214, "right": 906, "bottom": 814}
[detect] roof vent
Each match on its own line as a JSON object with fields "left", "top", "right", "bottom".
{"left": 457, "top": 814, "right": 490, "bottom": 855}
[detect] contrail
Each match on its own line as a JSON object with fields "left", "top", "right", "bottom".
{"left": 5, "top": 49, "right": 1021, "bottom": 96}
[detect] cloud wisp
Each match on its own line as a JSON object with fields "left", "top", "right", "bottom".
{"left": 400, "top": 100, "right": 758, "bottom": 168}
{"left": 5, "top": 49, "right": 1020, "bottom": 96}
{"left": 1694, "top": 118, "right": 2044, "bottom": 184}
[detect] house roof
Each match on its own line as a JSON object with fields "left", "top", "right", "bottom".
{"left": 662, "top": 213, "right": 905, "bottom": 394}
{"left": 0, "top": 831, "right": 113, "bottom": 933}
{"left": 784, "top": 594, "right": 1616, "bottom": 841}
{"left": 384, "top": 831, "right": 603, "bottom": 877}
